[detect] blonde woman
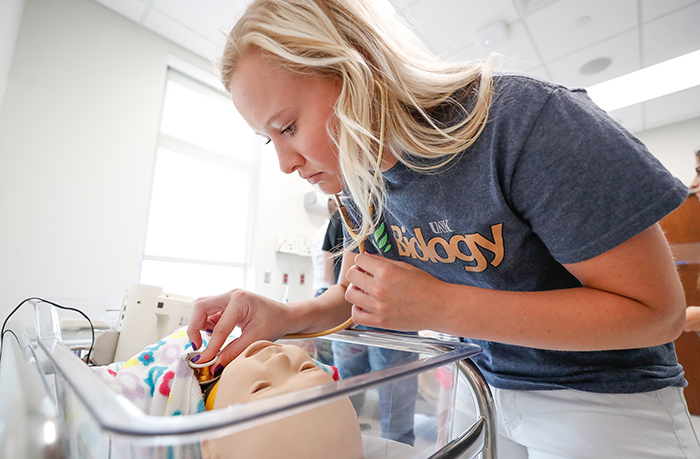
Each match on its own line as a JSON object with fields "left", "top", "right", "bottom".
{"left": 188, "top": 0, "right": 700, "bottom": 456}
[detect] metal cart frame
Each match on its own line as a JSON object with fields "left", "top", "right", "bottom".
{"left": 1, "top": 300, "right": 496, "bottom": 458}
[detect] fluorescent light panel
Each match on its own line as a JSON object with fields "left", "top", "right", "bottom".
{"left": 586, "top": 50, "right": 700, "bottom": 112}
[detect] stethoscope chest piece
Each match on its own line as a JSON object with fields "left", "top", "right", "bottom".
{"left": 187, "top": 351, "right": 221, "bottom": 385}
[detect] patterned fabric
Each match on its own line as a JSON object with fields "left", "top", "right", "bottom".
{"left": 91, "top": 328, "right": 205, "bottom": 416}
{"left": 92, "top": 327, "right": 340, "bottom": 416}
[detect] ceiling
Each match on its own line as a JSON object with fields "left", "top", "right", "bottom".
{"left": 92, "top": 0, "right": 700, "bottom": 134}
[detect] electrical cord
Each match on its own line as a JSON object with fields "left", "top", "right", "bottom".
{"left": 1, "top": 297, "right": 95, "bottom": 365}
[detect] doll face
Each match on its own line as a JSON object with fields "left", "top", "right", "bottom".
{"left": 203, "top": 340, "right": 363, "bottom": 459}
{"left": 229, "top": 49, "right": 345, "bottom": 194}
{"left": 215, "top": 340, "right": 332, "bottom": 405}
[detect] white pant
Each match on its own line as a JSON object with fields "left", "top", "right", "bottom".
{"left": 488, "top": 385, "right": 700, "bottom": 458}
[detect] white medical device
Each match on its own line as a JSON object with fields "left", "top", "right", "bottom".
{"left": 113, "top": 284, "right": 195, "bottom": 362}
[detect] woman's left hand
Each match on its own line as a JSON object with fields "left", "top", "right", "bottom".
{"left": 344, "top": 252, "right": 446, "bottom": 331}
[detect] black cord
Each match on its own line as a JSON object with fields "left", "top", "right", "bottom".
{"left": 1, "top": 297, "right": 95, "bottom": 365}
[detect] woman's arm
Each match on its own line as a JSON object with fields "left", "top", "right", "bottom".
{"left": 187, "top": 251, "right": 356, "bottom": 366}
{"left": 345, "top": 224, "right": 686, "bottom": 351}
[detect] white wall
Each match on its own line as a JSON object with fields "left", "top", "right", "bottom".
{"left": 0, "top": 0, "right": 25, "bottom": 109}
{"left": 635, "top": 115, "right": 700, "bottom": 188}
{"left": 251, "top": 146, "right": 327, "bottom": 303}
{"left": 0, "top": 0, "right": 323, "bottom": 327}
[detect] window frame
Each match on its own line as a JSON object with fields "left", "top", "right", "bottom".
{"left": 139, "top": 60, "right": 261, "bottom": 295}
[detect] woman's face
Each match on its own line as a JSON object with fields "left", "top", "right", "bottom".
{"left": 229, "top": 49, "right": 345, "bottom": 194}
{"left": 691, "top": 156, "right": 700, "bottom": 200}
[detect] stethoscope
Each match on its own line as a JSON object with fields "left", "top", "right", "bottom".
{"left": 189, "top": 81, "right": 388, "bottom": 384}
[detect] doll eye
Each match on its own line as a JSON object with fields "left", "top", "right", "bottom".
{"left": 300, "top": 362, "right": 316, "bottom": 372}
{"left": 251, "top": 381, "right": 272, "bottom": 394}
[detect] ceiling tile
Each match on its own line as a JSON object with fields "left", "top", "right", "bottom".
{"left": 401, "top": 0, "right": 519, "bottom": 56}
{"left": 642, "top": 1, "right": 700, "bottom": 66}
{"left": 93, "top": 0, "right": 149, "bottom": 23}
{"left": 142, "top": 9, "right": 217, "bottom": 58}
{"left": 546, "top": 29, "right": 640, "bottom": 88}
{"left": 643, "top": 85, "right": 700, "bottom": 130}
{"left": 389, "top": 0, "right": 418, "bottom": 8}
{"left": 641, "top": 0, "right": 699, "bottom": 22}
{"left": 486, "top": 21, "right": 542, "bottom": 72}
{"left": 524, "top": 0, "right": 638, "bottom": 62}
{"left": 443, "top": 21, "right": 542, "bottom": 73}
{"left": 151, "top": 0, "right": 245, "bottom": 41}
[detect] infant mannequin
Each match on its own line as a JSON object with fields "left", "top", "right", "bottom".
{"left": 201, "top": 340, "right": 364, "bottom": 459}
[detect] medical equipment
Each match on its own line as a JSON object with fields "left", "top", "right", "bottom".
{"left": 113, "top": 284, "right": 195, "bottom": 362}
{"left": 1, "top": 300, "right": 497, "bottom": 458}
{"left": 187, "top": 350, "right": 221, "bottom": 385}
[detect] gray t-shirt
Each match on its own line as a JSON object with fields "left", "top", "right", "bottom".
{"left": 345, "top": 73, "right": 687, "bottom": 393}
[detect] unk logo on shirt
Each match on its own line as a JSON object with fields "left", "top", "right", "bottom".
{"left": 390, "top": 223, "right": 504, "bottom": 273}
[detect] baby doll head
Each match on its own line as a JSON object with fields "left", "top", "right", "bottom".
{"left": 201, "top": 340, "right": 363, "bottom": 459}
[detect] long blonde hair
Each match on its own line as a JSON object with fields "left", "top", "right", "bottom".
{"left": 219, "top": 0, "right": 494, "bottom": 249}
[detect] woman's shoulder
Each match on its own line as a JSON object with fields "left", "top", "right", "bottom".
{"left": 490, "top": 72, "right": 571, "bottom": 105}
{"left": 485, "top": 72, "right": 596, "bottom": 129}
{"left": 492, "top": 72, "right": 569, "bottom": 93}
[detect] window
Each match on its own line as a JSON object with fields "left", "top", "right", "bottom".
{"left": 140, "top": 69, "right": 260, "bottom": 297}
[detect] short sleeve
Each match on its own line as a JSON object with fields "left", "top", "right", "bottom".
{"left": 508, "top": 87, "right": 686, "bottom": 264}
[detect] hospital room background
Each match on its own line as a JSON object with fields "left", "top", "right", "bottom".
{"left": 1, "top": 0, "right": 700, "bottom": 414}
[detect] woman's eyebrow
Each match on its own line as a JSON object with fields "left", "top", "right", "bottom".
{"left": 264, "top": 108, "right": 290, "bottom": 130}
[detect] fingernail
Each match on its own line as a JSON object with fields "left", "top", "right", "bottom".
{"left": 191, "top": 342, "right": 198, "bottom": 351}
{"left": 213, "top": 364, "right": 224, "bottom": 376}
{"left": 205, "top": 329, "right": 214, "bottom": 334}
{"left": 190, "top": 354, "right": 201, "bottom": 363}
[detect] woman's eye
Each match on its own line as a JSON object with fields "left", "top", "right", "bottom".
{"left": 281, "top": 123, "right": 296, "bottom": 136}
{"left": 264, "top": 137, "right": 272, "bottom": 145}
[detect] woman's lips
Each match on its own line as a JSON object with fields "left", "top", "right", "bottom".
{"left": 303, "top": 172, "right": 322, "bottom": 184}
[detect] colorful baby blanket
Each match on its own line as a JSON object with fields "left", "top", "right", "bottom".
{"left": 92, "top": 328, "right": 340, "bottom": 417}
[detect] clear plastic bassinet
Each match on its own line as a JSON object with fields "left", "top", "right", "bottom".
{"left": 0, "top": 300, "right": 497, "bottom": 458}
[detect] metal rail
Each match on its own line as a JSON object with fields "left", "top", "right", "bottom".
{"left": 2, "top": 302, "right": 497, "bottom": 458}
{"left": 0, "top": 321, "right": 66, "bottom": 458}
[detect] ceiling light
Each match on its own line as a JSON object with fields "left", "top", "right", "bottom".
{"left": 575, "top": 15, "right": 592, "bottom": 27}
{"left": 579, "top": 57, "right": 612, "bottom": 76}
{"left": 474, "top": 21, "right": 510, "bottom": 51}
{"left": 586, "top": 49, "right": 700, "bottom": 112}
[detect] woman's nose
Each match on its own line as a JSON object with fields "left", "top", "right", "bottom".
{"left": 691, "top": 176, "right": 700, "bottom": 190}
{"left": 275, "top": 143, "right": 303, "bottom": 175}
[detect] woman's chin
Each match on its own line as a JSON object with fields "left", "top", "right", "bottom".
{"left": 317, "top": 181, "right": 343, "bottom": 195}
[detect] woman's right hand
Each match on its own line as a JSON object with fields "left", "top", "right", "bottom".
{"left": 684, "top": 306, "right": 700, "bottom": 333}
{"left": 186, "top": 289, "right": 292, "bottom": 367}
